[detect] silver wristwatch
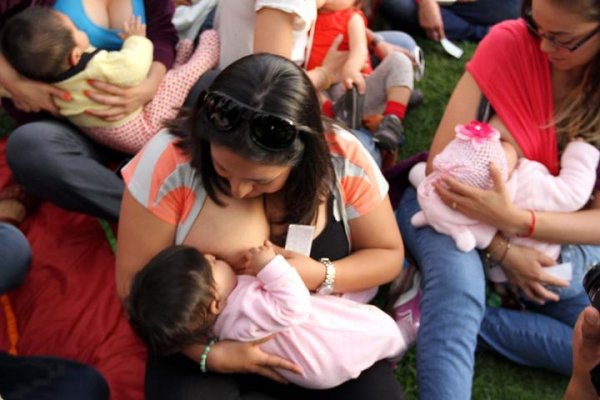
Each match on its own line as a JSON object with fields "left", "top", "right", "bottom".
{"left": 316, "top": 258, "right": 336, "bottom": 295}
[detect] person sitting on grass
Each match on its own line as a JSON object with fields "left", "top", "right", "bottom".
{"left": 307, "top": 0, "right": 417, "bottom": 167}
{"left": 127, "top": 241, "right": 408, "bottom": 389}
{"left": 0, "top": 6, "right": 218, "bottom": 154}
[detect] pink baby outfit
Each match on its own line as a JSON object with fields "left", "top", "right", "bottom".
{"left": 412, "top": 121, "right": 599, "bottom": 256}
{"left": 211, "top": 255, "right": 405, "bottom": 389}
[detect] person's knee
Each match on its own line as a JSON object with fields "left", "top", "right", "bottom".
{"left": 7, "top": 122, "right": 60, "bottom": 179}
{"left": 0, "top": 224, "right": 31, "bottom": 293}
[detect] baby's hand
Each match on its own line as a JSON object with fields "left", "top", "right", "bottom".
{"left": 341, "top": 63, "right": 366, "bottom": 94}
{"left": 241, "top": 240, "right": 277, "bottom": 276}
{"left": 120, "top": 16, "right": 146, "bottom": 39}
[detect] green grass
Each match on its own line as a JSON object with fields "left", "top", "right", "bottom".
{"left": 0, "top": 39, "right": 569, "bottom": 399}
{"left": 396, "top": 38, "right": 568, "bottom": 399}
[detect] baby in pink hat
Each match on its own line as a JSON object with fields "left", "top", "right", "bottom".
{"left": 411, "top": 121, "right": 598, "bottom": 260}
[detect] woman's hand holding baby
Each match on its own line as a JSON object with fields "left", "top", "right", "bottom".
{"left": 501, "top": 243, "right": 569, "bottom": 304}
{"left": 434, "top": 162, "right": 531, "bottom": 235}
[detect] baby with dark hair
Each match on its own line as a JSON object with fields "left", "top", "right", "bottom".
{"left": 0, "top": 6, "right": 219, "bottom": 154}
{"left": 126, "top": 241, "right": 406, "bottom": 389}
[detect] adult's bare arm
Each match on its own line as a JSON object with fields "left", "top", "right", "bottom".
{"left": 418, "top": 0, "right": 445, "bottom": 41}
{"left": 0, "top": 54, "right": 68, "bottom": 114}
{"left": 115, "top": 189, "right": 176, "bottom": 299}
{"left": 254, "top": 7, "right": 294, "bottom": 58}
{"left": 275, "top": 198, "right": 404, "bottom": 293}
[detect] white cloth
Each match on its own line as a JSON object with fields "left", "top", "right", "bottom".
{"left": 172, "top": 0, "right": 218, "bottom": 40}
{"left": 215, "top": 0, "right": 316, "bottom": 69}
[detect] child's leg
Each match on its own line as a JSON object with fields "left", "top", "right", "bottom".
{"left": 363, "top": 52, "right": 414, "bottom": 157}
{"left": 174, "top": 39, "right": 195, "bottom": 66}
{"left": 363, "top": 52, "right": 413, "bottom": 117}
{"left": 142, "top": 29, "right": 219, "bottom": 133}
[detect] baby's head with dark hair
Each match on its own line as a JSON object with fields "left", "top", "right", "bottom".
{"left": 126, "top": 245, "right": 218, "bottom": 355}
{"left": 0, "top": 7, "right": 80, "bottom": 82}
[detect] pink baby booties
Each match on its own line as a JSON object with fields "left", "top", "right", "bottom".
{"left": 433, "top": 121, "right": 508, "bottom": 189}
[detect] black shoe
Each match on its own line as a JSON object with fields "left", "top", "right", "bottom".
{"left": 374, "top": 114, "right": 404, "bottom": 150}
{"left": 408, "top": 89, "right": 424, "bottom": 109}
{"left": 333, "top": 85, "right": 364, "bottom": 130}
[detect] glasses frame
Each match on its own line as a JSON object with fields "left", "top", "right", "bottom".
{"left": 524, "top": 9, "right": 600, "bottom": 52}
{"left": 198, "top": 90, "right": 306, "bottom": 152}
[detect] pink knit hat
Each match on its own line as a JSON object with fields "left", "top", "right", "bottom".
{"left": 433, "top": 121, "right": 509, "bottom": 189}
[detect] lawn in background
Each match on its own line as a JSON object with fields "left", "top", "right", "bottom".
{"left": 0, "top": 38, "right": 569, "bottom": 400}
{"left": 395, "top": 38, "right": 568, "bottom": 399}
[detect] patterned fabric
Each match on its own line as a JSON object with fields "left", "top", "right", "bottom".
{"left": 86, "top": 32, "right": 219, "bottom": 153}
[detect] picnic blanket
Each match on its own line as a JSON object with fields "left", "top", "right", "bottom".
{"left": 0, "top": 139, "right": 146, "bottom": 400}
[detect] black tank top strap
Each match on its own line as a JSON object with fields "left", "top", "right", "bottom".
{"left": 310, "top": 194, "right": 349, "bottom": 261}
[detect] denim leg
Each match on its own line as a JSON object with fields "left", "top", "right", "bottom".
{"left": 444, "top": 0, "right": 521, "bottom": 26}
{"left": 0, "top": 352, "right": 109, "bottom": 400}
{"left": 554, "top": 244, "right": 600, "bottom": 300}
{"left": 480, "top": 304, "right": 578, "bottom": 376}
{"left": 478, "top": 245, "right": 598, "bottom": 376}
{"left": 0, "top": 223, "right": 31, "bottom": 294}
{"left": 396, "top": 187, "right": 486, "bottom": 399}
{"left": 379, "top": 0, "right": 420, "bottom": 33}
{"left": 440, "top": 9, "right": 489, "bottom": 42}
{"left": 378, "top": 31, "right": 418, "bottom": 52}
{"left": 6, "top": 120, "right": 124, "bottom": 220}
{"left": 352, "top": 128, "right": 382, "bottom": 167}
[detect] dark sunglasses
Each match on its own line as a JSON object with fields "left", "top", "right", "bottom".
{"left": 198, "top": 90, "right": 306, "bottom": 151}
{"left": 524, "top": 9, "right": 600, "bottom": 52}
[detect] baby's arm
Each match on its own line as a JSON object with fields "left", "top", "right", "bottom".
{"left": 341, "top": 11, "right": 368, "bottom": 92}
{"left": 240, "top": 240, "right": 277, "bottom": 277}
{"left": 514, "top": 141, "right": 599, "bottom": 212}
{"left": 95, "top": 34, "right": 154, "bottom": 87}
{"left": 223, "top": 248, "right": 312, "bottom": 341}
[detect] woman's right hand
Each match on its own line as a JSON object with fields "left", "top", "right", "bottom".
{"left": 9, "top": 78, "right": 69, "bottom": 115}
{"left": 418, "top": 0, "right": 445, "bottom": 41}
{"left": 206, "top": 337, "right": 303, "bottom": 383}
{"left": 501, "top": 243, "right": 569, "bottom": 304}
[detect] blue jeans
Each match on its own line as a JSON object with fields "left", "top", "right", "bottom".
{"left": 379, "top": 0, "right": 521, "bottom": 41}
{"left": 0, "top": 223, "right": 31, "bottom": 294}
{"left": 0, "top": 352, "right": 109, "bottom": 400}
{"left": 396, "top": 187, "right": 587, "bottom": 399}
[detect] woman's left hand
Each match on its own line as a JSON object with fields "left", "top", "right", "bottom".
{"left": 434, "top": 162, "right": 524, "bottom": 232}
{"left": 84, "top": 78, "right": 156, "bottom": 121}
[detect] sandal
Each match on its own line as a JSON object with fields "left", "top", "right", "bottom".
{"left": 0, "top": 184, "right": 37, "bottom": 226}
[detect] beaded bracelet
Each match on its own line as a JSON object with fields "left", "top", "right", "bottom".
{"left": 497, "top": 239, "right": 512, "bottom": 264}
{"left": 200, "top": 337, "right": 219, "bottom": 373}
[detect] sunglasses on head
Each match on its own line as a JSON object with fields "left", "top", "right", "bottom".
{"left": 198, "top": 90, "right": 306, "bottom": 151}
{"left": 524, "top": 9, "right": 600, "bottom": 52}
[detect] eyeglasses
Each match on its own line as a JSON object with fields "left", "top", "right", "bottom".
{"left": 524, "top": 9, "right": 600, "bottom": 52}
{"left": 198, "top": 90, "right": 305, "bottom": 151}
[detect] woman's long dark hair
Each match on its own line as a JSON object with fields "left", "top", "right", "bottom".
{"left": 170, "top": 53, "right": 334, "bottom": 228}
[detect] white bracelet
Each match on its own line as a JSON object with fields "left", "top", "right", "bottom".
{"left": 316, "top": 258, "right": 336, "bottom": 295}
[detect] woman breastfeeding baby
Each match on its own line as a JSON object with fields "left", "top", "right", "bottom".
{"left": 116, "top": 53, "right": 407, "bottom": 399}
